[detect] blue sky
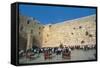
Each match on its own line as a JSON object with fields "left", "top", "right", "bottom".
{"left": 19, "top": 4, "right": 96, "bottom": 24}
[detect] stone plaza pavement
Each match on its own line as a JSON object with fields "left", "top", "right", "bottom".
{"left": 19, "top": 49, "right": 96, "bottom": 64}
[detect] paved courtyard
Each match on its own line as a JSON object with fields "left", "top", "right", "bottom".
{"left": 19, "top": 49, "right": 96, "bottom": 64}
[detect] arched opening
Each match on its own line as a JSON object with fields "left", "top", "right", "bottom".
{"left": 32, "top": 36, "right": 41, "bottom": 48}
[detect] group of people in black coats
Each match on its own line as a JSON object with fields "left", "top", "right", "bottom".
{"left": 19, "top": 44, "right": 95, "bottom": 60}
{"left": 30, "top": 46, "right": 72, "bottom": 60}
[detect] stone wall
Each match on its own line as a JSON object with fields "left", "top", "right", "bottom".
{"left": 42, "top": 15, "right": 96, "bottom": 47}
{"left": 19, "top": 15, "right": 96, "bottom": 50}
{"left": 19, "top": 15, "right": 44, "bottom": 50}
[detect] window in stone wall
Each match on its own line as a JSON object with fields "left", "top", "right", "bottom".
{"left": 71, "top": 32, "right": 74, "bottom": 35}
{"left": 27, "top": 20, "right": 30, "bottom": 24}
{"left": 81, "top": 40, "right": 85, "bottom": 44}
{"left": 38, "top": 32, "right": 41, "bottom": 35}
{"left": 49, "top": 25, "right": 52, "bottom": 27}
{"left": 89, "top": 34, "right": 93, "bottom": 37}
{"left": 85, "top": 31, "right": 88, "bottom": 36}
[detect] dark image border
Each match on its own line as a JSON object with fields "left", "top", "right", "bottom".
{"left": 11, "top": 2, "right": 98, "bottom": 66}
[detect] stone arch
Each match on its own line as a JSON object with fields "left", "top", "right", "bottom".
{"left": 32, "top": 36, "right": 41, "bottom": 48}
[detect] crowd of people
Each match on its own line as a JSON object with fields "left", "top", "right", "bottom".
{"left": 19, "top": 44, "right": 96, "bottom": 60}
